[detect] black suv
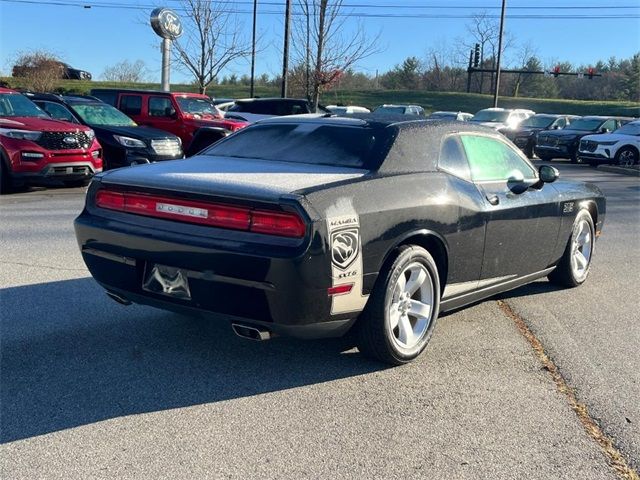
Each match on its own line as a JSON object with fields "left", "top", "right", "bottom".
{"left": 501, "top": 114, "right": 578, "bottom": 158}
{"left": 535, "top": 116, "right": 631, "bottom": 163}
{"left": 26, "top": 93, "right": 183, "bottom": 170}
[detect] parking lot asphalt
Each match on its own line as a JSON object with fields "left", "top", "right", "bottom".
{"left": 0, "top": 163, "right": 638, "bottom": 479}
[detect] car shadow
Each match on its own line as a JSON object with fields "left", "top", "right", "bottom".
{"left": 0, "top": 278, "right": 384, "bottom": 443}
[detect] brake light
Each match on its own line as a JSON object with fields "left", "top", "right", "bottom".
{"left": 94, "top": 189, "right": 305, "bottom": 238}
{"left": 95, "top": 190, "right": 124, "bottom": 210}
{"left": 251, "top": 210, "right": 306, "bottom": 238}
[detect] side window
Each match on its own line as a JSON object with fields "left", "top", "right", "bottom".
{"left": 39, "top": 102, "right": 77, "bottom": 123}
{"left": 119, "top": 95, "right": 142, "bottom": 116}
{"left": 601, "top": 119, "right": 616, "bottom": 132}
{"left": 460, "top": 134, "right": 537, "bottom": 182}
{"left": 439, "top": 135, "right": 471, "bottom": 182}
{"left": 148, "top": 96, "right": 174, "bottom": 117}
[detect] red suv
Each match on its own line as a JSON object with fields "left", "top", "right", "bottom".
{"left": 0, "top": 88, "right": 102, "bottom": 193}
{"left": 90, "top": 89, "right": 248, "bottom": 149}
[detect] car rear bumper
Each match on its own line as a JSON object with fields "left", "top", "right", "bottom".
{"left": 74, "top": 212, "right": 356, "bottom": 339}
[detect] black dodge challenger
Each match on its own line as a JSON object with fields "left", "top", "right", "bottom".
{"left": 75, "top": 115, "right": 605, "bottom": 365}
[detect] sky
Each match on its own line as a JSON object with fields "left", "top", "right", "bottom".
{"left": 1, "top": 0, "right": 639, "bottom": 86}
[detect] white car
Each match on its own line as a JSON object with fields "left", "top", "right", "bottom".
{"left": 470, "top": 107, "right": 535, "bottom": 130}
{"left": 326, "top": 105, "right": 371, "bottom": 114}
{"left": 578, "top": 120, "right": 640, "bottom": 166}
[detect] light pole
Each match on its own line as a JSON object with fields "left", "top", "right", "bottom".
{"left": 281, "top": 0, "right": 292, "bottom": 98}
{"left": 250, "top": 0, "right": 258, "bottom": 98}
{"left": 493, "top": 0, "right": 507, "bottom": 107}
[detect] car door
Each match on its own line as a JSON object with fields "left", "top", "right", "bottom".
{"left": 118, "top": 94, "right": 144, "bottom": 123}
{"left": 459, "top": 133, "right": 562, "bottom": 280}
{"left": 146, "top": 95, "right": 182, "bottom": 138}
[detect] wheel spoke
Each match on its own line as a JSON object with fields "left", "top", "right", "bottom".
{"left": 396, "top": 271, "right": 407, "bottom": 293}
{"left": 405, "top": 267, "right": 427, "bottom": 296}
{"left": 575, "top": 251, "right": 588, "bottom": 270}
{"left": 397, "top": 314, "right": 414, "bottom": 346}
{"left": 389, "top": 304, "right": 401, "bottom": 329}
{"left": 409, "top": 300, "right": 431, "bottom": 320}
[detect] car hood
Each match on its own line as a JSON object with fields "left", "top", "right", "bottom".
{"left": 0, "top": 116, "right": 90, "bottom": 132}
{"left": 90, "top": 124, "right": 179, "bottom": 141}
{"left": 99, "top": 155, "right": 368, "bottom": 200}
{"left": 580, "top": 132, "right": 637, "bottom": 143}
{"left": 539, "top": 128, "right": 592, "bottom": 138}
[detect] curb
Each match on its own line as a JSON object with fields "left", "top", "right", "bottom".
{"left": 597, "top": 165, "right": 640, "bottom": 177}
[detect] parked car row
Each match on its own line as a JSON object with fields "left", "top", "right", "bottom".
{"left": 2, "top": 88, "right": 638, "bottom": 194}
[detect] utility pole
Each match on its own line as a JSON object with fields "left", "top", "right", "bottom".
{"left": 493, "top": 0, "right": 507, "bottom": 107}
{"left": 305, "top": 1, "right": 311, "bottom": 100}
{"left": 250, "top": 0, "right": 258, "bottom": 97}
{"left": 281, "top": 0, "right": 292, "bottom": 98}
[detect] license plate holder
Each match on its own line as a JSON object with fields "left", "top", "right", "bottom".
{"left": 142, "top": 263, "right": 191, "bottom": 300}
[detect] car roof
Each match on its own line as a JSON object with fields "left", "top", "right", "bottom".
{"left": 234, "top": 97, "right": 310, "bottom": 104}
{"left": 90, "top": 88, "right": 208, "bottom": 98}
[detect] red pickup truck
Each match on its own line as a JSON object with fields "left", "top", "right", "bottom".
{"left": 0, "top": 88, "right": 102, "bottom": 193}
{"left": 90, "top": 89, "right": 248, "bottom": 150}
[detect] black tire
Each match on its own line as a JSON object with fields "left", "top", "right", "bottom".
{"left": 615, "top": 146, "right": 639, "bottom": 167}
{"left": 570, "top": 151, "right": 580, "bottom": 164}
{"left": 0, "top": 155, "right": 12, "bottom": 195}
{"left": 357, "top": 245, "right": 441, "bottom": 365}
{"left": 524, "top": 144, "right": 534, "bottom": 159}
{"left": 548, "top": 210, "right": 595, "bottom": 288}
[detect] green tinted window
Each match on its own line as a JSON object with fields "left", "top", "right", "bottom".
{"left": 460, "top": 134, "right": 536, "bottom": 182}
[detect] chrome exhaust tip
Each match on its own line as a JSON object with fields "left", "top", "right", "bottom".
{"left": 231, "top": 323, "right": 272, "bottom": 341}
{"left": 106, "top": 291, "right": 132, "bottom": 306}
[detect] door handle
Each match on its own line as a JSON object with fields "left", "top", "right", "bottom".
{"left": 486, "top": 194, "right": 500, "bottom": 206}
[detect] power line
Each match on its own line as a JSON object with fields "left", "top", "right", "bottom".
{"left": 2, "top": 0, "right": 639, "bottom": 19}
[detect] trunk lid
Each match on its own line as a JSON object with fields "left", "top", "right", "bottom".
{"left": 100, "top": 155, "right": 368, "bottom": 201}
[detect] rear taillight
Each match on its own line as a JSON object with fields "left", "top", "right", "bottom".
{"left": 95, "top": 189, "right": 305, "bottom": 238}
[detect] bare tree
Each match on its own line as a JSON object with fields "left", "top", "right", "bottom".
{"left": 294, "top": 0, "right": 381, "bottom": 108}
{"left": 172, "top": 0, "right": 253, "bottom": 94}
{"left": 101, "top": 60, "right": 148, "bottom": 83}
{"left": 457, "top": 11, "right": 513, "bottom": 94}
{"left": 12, "top": 50, "right": 63, "bottom": 92}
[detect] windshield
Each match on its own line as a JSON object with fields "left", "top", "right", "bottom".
{"left": 565, "top": 118, "right": 604, "bottom": 131}
{"left": 374, "top": 106, "right": 406, "bottom": 115}
{"left": 471, "top": 110, "right": 510, "bottom": 122}
{"left": 176, "top": 96, "right": 221, "bottom": 117}
{"left": 71, "top": 103, "right": 137, "bottom": 126}
{"left": 0, "top": 93, "right": 49, "bottom": 118}
{"left": 520, "top": 115, "right": 555, "bottom": 128}
{"left": 614, "top": 123, "right": 640, "bottom": 136}
{"left": 204, "top": 123, "right": 384, "bottom": 169}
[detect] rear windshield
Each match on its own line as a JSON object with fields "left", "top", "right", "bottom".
{"left": 203, "top": 123, "right": 384, "bottom": 168}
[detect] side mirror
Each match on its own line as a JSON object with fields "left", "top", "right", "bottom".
{"left": 599, "top": 127, "right": 610, "bottom": 133}
{"left": 165, "top": 107, "right": 177, "bottom": 118}
{"left": 539, "top": 165, "right": 559, "bottom": 183}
